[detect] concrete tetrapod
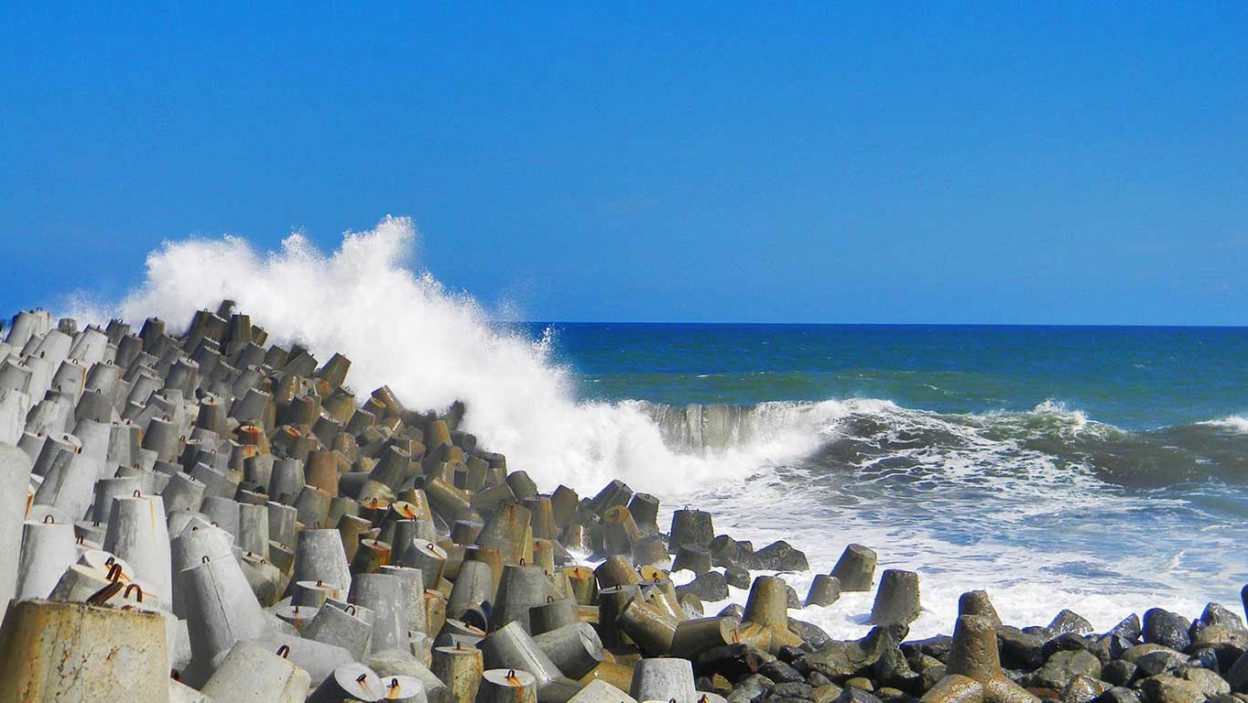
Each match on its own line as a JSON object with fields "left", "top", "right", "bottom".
{"left": 105, "top": 493, "right": 174, "bottom": 606}
{"left": 291, "top": 528, "right": 353, "bottom": 596}
{"left": 432, "top": 643, "right": 486, "bottom": 703}
{"left": 0, "top": 443, "right": 33, "bottom": 627}
{"left": 830, "top": 544, "right": 878, "bottom": 592}
{"left": 629, "top": 658, "right": 697, "bottom": 703}
{"left": 200, "top": 641, "right": 311, "bottom": 703}
{"left": 870, "top": 569, "right": 921, "bottom": 626}
{"left": 173, "top": 553, "right": 270, "bottom": 684}
{"left": 302, "top": 601, "right": 374, "bottom": 661}
{"left": 568, "top": 679, "right": 639, "bottom": 703}
{"left": 531, "top": 621, "right": 606, "bottom": 679}
{"left": 920, "top": 615, "right": 1040, "bottom": 703}
{"left": 15, "top": 515, "right": 77, "bottom": 600}
{"left": 0, "top": 599, "right": 171, "bottom": 702}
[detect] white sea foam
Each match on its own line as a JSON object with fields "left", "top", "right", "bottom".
{"left": 1201, "top": 415, "right": 1248, "bottom": 433}
{"left": 104, "top": 217, "right": 829, "bottom": 495}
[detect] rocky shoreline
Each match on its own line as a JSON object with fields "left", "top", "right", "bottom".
{"left": 0, "top": 302, "right": 1245, "bottom": 703}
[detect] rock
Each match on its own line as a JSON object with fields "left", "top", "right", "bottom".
{"left": 1143, "top": 610, "right": 1193, "bottom": 653}
{"left": 698, "top": 644, "right": 772, "bottom": 682}
{"left": 678, "top": 570, "right": 731, "bottom": 602}
{"left": 807, "top": 627, "right": 903, "bottom": 682}
{"left": 901, "top": 636, "right": 954, "bottom": 663}
{"left": 1045, "top": 633, "right": 1093, "bottom": 658}
{"left": 1187, "top": 649, "right": 1222, "bottom": 673}
{"left": 1192, "top": 626, "right": 1248, "bottom": 653}
{"left": 998, "top": 627, "right": 1048, "bottom": 671}
{"left": 834, "top": 686, "right": 884, "bottom": 703}
{"left": 1135, "top": 650, "right": 1188, "bottom": 677}
{"left": 913, "top": 656, "right": 947, "bottom": 692}
{"left": 1061, "top": 674, "right": 1109, "bottom": 703}
{"left": 1111, "top": 615, "right": 1144, "bottom": 644}
{"left": 1200, "top": 605, "right": 1246, "bottom": 634}
{"left": 1102, "top": 660, "right": 1140, "bottom": 688}
{"left": 845, "top": 677, "right": 875, "bottom": 691}
{"left": 762, "top": 660, "right": 808, "bottom": 684}
{"left": 791, "top": 619, "right": 835, "bottom": 650}
{"left": 720, "top": 604, "right": 748, "bottom": 620}
{"left": 772, "top": 681, "right": 816, "bottom": 699}
{"left": 726, "top": 565, "right": 753, "bottom": 590}
{"left": 1099, "top": 687, "right": 1142, "bottom": 703}
{"left": 1028, "top": 650, "right": 1103, "bottom": 690}
{"left": 1124, "top": 645, "right": 1182, "bottom": 665}
{"left": 728, "top": 673, "right": 774, "bottom": 703}
{"left": 1050, "top": 611, "right": 1096, "bottom": 637}
{"left": 788, "top": 585, "right": 803, "bottom": 610}
{"left": 1138, "top": 676, "right": 1206, "bottom": 703}
{"left": 1179, "top": 666, "right": 1231, "bottom": 697}
{"left": 814, "top": 685, "right": 845, "bottom": 703}
{"left": 754, "top": 541, "right": 810, "bottom": 572}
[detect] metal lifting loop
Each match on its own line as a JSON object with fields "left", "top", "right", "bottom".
{"left": 42, "top": 515, "right": 54, "bottom": 524}
{"left": 275, "top": 644, "right": 291, "bottom": 658}
{"left": 124, "top": 583, "right": 143, "bottom": 602}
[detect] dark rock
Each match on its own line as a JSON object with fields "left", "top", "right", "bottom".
{"left": 769, "top": 697, "right": 815, "bottom": 703}
{"left": 790, "top": 618, "right": 835, "bottom": 650}
{"left": 809, "top": 672, "right": 834, "bottom": 688}
{"left": 729, "top": 674, "right": 774, "bottom": 703}
{"left": 726, "top": 565, "right": 753, "bottom": 590}
{"left": 900, "top": 636, "right": 953, "bottom": 663}
{"left": 787, "top": 584, "right": 803, "bottom": 610}
{"left": 1062, "top": 674, "right": 1110, "bottom": 703}
{"left": 1199, "top": 603, "right": 1246, "bottom": 633}
{"left": 720, "top": 603, "right": 747, "bottom": 620}
{"left": 1046, "top": 633, "right": 1094, "bottom": 658}
{"left": 1191, "top": 625, "right": 1248, "bottom": 655}
{"left": 1026, "top": 626, "right": 1058, "bottom": 640}
{"left": 1138, "top": 675, "right": 1205, "bottom": 703}
{"left": 1223, "top": 648, "right": 1248, "bottom": 691}
{"left": 1101, "top": 660, "right": 1140, "bottom": 687}
{"left": 1205, "top": 696, "right": 1239, "bottom": 703}
{"left": 678, "top": 570, "right": 730, "bottom": 602}
{"left": 1097, "top": 686, "right": 1141, "bottom": 703}
{"left": 1135, "top": 650, "right": 1187, "bottom": 677}
{"left": 711, "top": 534, "right": 757, "bottom": 569}
{"left": 1143, "top": 609, "right": 1192, "bottom": 653}
{"left": 1027, "top": 650, "right": 1103, "bottom": 690}
{"left": 1177, "top": 665, "right": 1231, "bottom": 696}
{"left": 873, "top": 641, "right": 920, "bottom": 693}
{"left": 697, "top": 643, "right": 771, "bottom": 682}
{"left": 1051, "top": 610, "right": 1096, "bottom": 637}
{"left": 834, "top": 687, "right": 884, "bottom": 703}
{"left": 772, "top": 681, "right": 816, "bottom": 699}
{"left": 755, "top": 541, "right": 810, "bottom": 572}
{"left": 763, "top": 660, "right": 808, "bottom": 684}
{"left": 910, "top": 655, "right": 946, "bottom": 692}
{"left": 1186, "top": 648, "right": 1221, "bottom": 673}
{"left": 998, "top": 626, "right": 1048, "bottom": 671}
{"left": 1122, "top": 644, "right": 1180, "bottom": 665}
{"left": 1110, "top": 615, "right": 1143, "bottom": 644}
{"left": 807, "top": 626, "right": 904, "bottom": 682}
{"left": 813, "top": 685, "right": 844, "bottom": 703}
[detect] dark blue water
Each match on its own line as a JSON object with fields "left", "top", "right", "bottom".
{"left": 537, "top": 323, "right": 1248, "bottom": 430}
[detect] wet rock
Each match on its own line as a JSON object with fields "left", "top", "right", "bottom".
{"left": 1192, "top": 625, "right": 1248, "bottom": 654}
{"left": 726, "top": 565, "right": 753, "bottom": 590}
{"left": 1124, "top": 645, "right": 1182, "bottom": 665}
{"left": 1178, "top": 666, "right": 1231, "bottom": 697}
{"left": 845, "top": 677, "right": 875, "bottom": 691}
{"left": 998, "top": 627, "right": 1048, "bottom": 671}
{"left": 791, "top": 619, "right": 834, "bottom": 650}
{"left": 788, "top": 584, "right": 803, "bottom": 610}
{"left": 771, "top": 681, "right": 816, "bottom": 699}
{"left": 698, "top": 643, "right": 772, "bottom": 682}
{"left": 1045, "top": 633, "right": 1094, "bottom": 657}
{"left": 1187, "top": 648, "right": 1222, "bottom": 673}
{"left": 678, "top": 570, "right": 730, "bottom": 602}
{"left": 901, "top": 636, "right": 954, "bottom": 663}
{"left": 1135, "top": 650, "right": 1188, "bottom": 678}
{"left": 720, "top": 603, "right": 747, "bottom": 620}
{"left": 813, "top": 685, "right": 844, "bottom": 703}
{"left": 1061, "top": 674, "right": 1109, "bottom": 703}
{"left": 728, "top": 673, "right": 774, "bottom": 703}
{"left": 1200, "top": 605, "right": 1246, "bottom": 634}
{"left": 1143, "top": 610, "right": 1192, "bottom": 653}
{"left": 807, "top": 627, "right": 902, "bottom": 682}
{"left": 763, "top": 660, "right": 808, "bottom": 684}
{"left": 755, "top": 541, "right": 810, "bottom": 572}
{"left": 1028, "top": 650, "right": 1103, "bottom": 690}
{"left": 913, "top": 656, "right": 947, "bottom": 692}
{"left": 1111, "top": 615, "right": 1144, "bottom": 644}
{"left": 1138, "top": 676, "right": 1206, "bottom": 703}
{"left": 1099, "top": 687, "right": 1142, "bottom": 703}
{"left": 834, "top": 686, "right": 884, "bottom": 703}
{"left": 1102, "top": 660, "right": 1140, "bottom": 687}
{"left": 1050, "top": 611, "right": 1096, "bottom": 637}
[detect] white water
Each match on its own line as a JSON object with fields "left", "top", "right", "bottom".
{"left": 79, "top": 218, "right": 1243, "bottom": 641}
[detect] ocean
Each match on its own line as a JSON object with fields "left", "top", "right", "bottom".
{"left": 101, "top": 218, "right": 1248, "bottom": 643}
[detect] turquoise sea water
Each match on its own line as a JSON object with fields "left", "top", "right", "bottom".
{"left": 533, "top": 323, "right": 1248, "bottom": 635}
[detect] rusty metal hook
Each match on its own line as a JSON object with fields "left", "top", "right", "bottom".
{"left": 124, "top": 583, "right": 143, "bottom": 602}
{"left": 42, "top": 515, "right": 54, "bottom": 524}
{"left": 106, "top": 563, "right": 123, "bottom": 582}
{"left": 275, "top": 644, "right": 291, "bottom": 658}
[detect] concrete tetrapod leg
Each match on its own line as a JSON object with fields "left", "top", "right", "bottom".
{"left": 402, "top": 539, "right": 450, "bottom": 589}
{"left": 448, "top": 559, "right": 496, "bottom": 618}
{"left": 15, "top": 516, "right": 78, "bottom": 600}
{"left": 381, "top": 564, "right": 431, "bottom": 635}
{"left": 173, "top": 553, "right": 270, "bottom": 685}
{"left": 629, "top": 658, "right": 697, "bottom": 703}
{"left": 531, "top": 621, "right": 605, "bottom": 680}
{"left": 105, "top": 493, "right": 174, "bottom": 606}
{"left": 669, "top": 616, "right": 744, "bottom": 660}
{"left": 957, "top": 590, "right": 1002, "bottom": 627}
{"left": 478, "top": 668, "right": 539, "bottom": 703}
{"left": 830, "top": 544, "right": 878, "bottom": 592}
{"left": 805, "top": 574, "right": 842, "bottom": 607}
{"left": 291, "top": 528, "right": 353, "bottom": 596}
{"left": 479, "top": 620, "right": 567, "bottom": 693}
{"left": 351, "top": 572, "right": 410, "bottom": 653}
{"left": 616, "top": 598, "right": 679, "bottom": 657}
{"left": 200, "top": 641, "right": 311, "bottom": 703}
{"left": 530, "top": 595, "right": 579, "bottom": 636}
{"left": 0, "top": 599, "right": 170, "bottom": 702}
{"left": 870, "top": 569, "right": 921, "bottom": 626}
{"left": 307, "top": 662, "right": 387, "bottom": 703}
{"left": 920, "top": 615, "right": 1040, "bottom": 703}
{"left": 302, "top": 600, "right": 374, "bottom": 661}
{"left": 491, "top": 563, "right": 555, "bottom": 633}
{"left": 667, "top": 509, "right": 714, "bottom": 553}
{"left": 432, "top": 643, "right": 486, "bottom": 703}
{"left": 742, "top": 575, "right": 803, "bottom": 653}
{"left": 568, "top": 679, "right": 639, "bottom": 703}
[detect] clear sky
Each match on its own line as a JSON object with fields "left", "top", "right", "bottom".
{"left": 1, "top": 3, "right": 1244, "bottom": 324}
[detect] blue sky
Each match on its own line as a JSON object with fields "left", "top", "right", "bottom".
{"left": 1, "top": 3, "right": 1244, "bottom": 324}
